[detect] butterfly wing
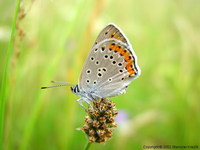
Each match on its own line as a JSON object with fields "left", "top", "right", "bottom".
{"left": 78, "top": 23, "right": 140, "bottom": 98}
{"left": 93, "top": 23, "right": 128, "bottom": 46}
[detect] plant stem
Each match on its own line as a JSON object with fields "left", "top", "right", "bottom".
{"left": 84, "top": 142, "right": 92, "bottom": 150}
{"left": 0, "top": 0, "right": 21, "bottom": 149}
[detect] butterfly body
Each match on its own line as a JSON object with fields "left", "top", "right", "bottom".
{"left": 72, "top": 23, "right": 141, "bottom": 107}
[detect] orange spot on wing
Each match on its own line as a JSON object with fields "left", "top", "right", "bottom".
{"left": 111, "top": 33, "right": 116, "bottom": 38}
{"left": 128, "top": 70, "right": 135, "bottom": 76}
{"left": 109, "top": 44, "right": 115, "bottom": 50}
{"left": 124, "top": 55, "right": 130, "bottom": 62}
{"left": 124, "top": 55, "right": 134, "bottom": 63}
{"left": 108, "top": 43, "right": 136, "bottom": 77}
{"left": 116, "top": 37, "right": 122, "bottom": 40}
{"left": 125, "top": 62, "right": 135, "bottom": 76}
{"left": 120, "top": 48, "right": 128, "bottom": 56}
{"left": 126, "top": 62, "right": 132, "bottom": 68}
{"left": 114, "top": 45, "right": 121, "bottom": 53}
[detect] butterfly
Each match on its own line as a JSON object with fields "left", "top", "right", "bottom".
{"left": 41, "top": 23, "right": 140, "bottom": 108}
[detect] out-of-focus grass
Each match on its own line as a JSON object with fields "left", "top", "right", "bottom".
{"left": 0, "top": 0, "right": 200, "bottom": 150}
{"left": 0, "top": 0, "right": 21, "bottom": 149}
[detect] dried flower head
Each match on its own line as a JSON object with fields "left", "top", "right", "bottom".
{"left": 81, "top": 98, "right": 118, "bottom": 143}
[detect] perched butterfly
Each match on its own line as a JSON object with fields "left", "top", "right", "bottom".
{"left": 41, "top": 23, "right": 140, "bottom": 108}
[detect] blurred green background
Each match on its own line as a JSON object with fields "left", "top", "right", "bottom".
{"left": 0, "top": 0, "right": 200, "bottom": 150}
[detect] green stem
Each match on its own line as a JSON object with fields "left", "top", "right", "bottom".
{"left": 0, "top": 0, "right": 21, "bottom": 149}
{"left": 84, "top": 142, "right": 92, "bottom": 150}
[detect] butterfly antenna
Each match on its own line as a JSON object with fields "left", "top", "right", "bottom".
{"left": 51, "top": 81, "right": 75, "bottom": 86}
{"left": 41, "top": 81, "right": 75, "bottom": 89}
{"left": 41, "top": 84, "right": 68, "bottom": 89}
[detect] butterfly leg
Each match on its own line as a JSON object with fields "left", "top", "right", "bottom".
{"left": 83, "top": 97, "right": 93, "bottom": 108}
{"left": 76, "top": 98, "right": 92, "bottom": 109}
{"left": 76, "top": 98, "right": 86, "bottom": 110}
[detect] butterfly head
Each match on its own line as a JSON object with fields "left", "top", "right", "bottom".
{"left": 70, "top": 84, "right": 80, "bottom": 95}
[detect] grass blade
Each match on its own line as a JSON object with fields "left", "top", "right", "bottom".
{"left": 0, "top": 0, "right": 21, "bottom": 149}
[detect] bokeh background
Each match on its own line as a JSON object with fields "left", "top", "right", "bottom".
{"left": 1, "top": 0, "right": 200, "bottom": 150}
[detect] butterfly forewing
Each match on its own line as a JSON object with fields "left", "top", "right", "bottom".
{"left": 93, "top": 23, "right": 128, "bottom": 46}
{"left": 78, "top": 23, "right": 140, "bottom": 98}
